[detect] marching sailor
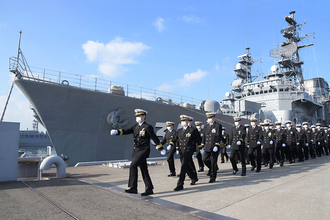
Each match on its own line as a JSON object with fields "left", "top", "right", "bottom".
{"left": 228, "top": 117, "right": 247, "bottom": 176}
{"left": 110, "top": 109, "right": 164, "bottom": 196}
{"left": 202, "top": 112, "right": 222, "bottom": 183}
{"left": 161, "top": 121, "right": 177, "bottom": 177}
{"left": 174, "top": 115, "right": 202, "bottom": 191}
{"left": 195, "top": 121, "right": 205, "bottom": 172}
{"left": 247, "top": 118, "right": 263, "bottom": 172}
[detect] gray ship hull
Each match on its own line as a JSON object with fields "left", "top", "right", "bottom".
{"left": 15, "top": 79, "right": 236, "bottom": 166}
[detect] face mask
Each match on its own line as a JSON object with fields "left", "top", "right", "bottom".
{"left": 167, "top": 126, "right": 172, "bottom": 131}
{"left": 234, "top": 122, "right": 239, "bottom": 126}
{"left": 136, "top": 117, "right": 142, "bottom": 123}
{"left": 286, "top": 124, "right": 291, "bottom": 128}
{"left": 222, "top": 131, "right": 225, "bottom": 135}
{"left": 303, "top": 125, "right": 308, "bottom": 129}
{"left": 317, "top": 126, "right": 321, "bottom": 130}
{"left": 181, "top": 121, "right": 188, "bottom": 127}
{"left": 312, "top": 128, "right": 315, "bottom": 132}
{"left": 251, "top": 122, "right": 256, "bottom": 127}
{"left": 265, "top": 127, "right": 269, "bottom": 131}
{"left": 297, "top": 128, "right": 301, "bottom": 132}
{"left": 207, "top": 118, "right": 213, "bottom": 123}
{"left": 276, "top": 126, "right": 281, "bottom": 130}
{"left": 196, "top": 125, "right": 201, "bottom": 130}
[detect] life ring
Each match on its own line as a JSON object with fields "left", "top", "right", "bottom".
{"left": 61, "top": 80, "right": 69, "bottom": 86}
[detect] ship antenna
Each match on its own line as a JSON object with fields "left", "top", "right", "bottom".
{"left": 1, "top": 31, "right": 22, "bottom": 122}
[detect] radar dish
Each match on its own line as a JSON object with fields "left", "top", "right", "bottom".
{"left": 225, "top": 92, "right": 230, "bottom": 97}
{"left": 271, "top": 65, "right": 278, "bottom": 73}
{"left": 269, "top": 42, "right": 297, "bottom": 58}
{"left": 231, "top": 79, "right": 243, "bottom": 87}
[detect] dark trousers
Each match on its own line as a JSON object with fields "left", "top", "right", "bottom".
{"left": 316, "top": 142, "right": 323, "bottom": 157}
{"left": 203, "top": 151, "right": 219, "bottom": 179}
{"left": 195, "top": 149, "right": 204, "bottom": 168}
{"left": 287, "top": 143, "right": 296, "bottom": 162}
{"left": 167, "top": 147, "right": 176, "bottom": 174}
{"left": 177, "top": 152, "right": 198, "bottom": 186}
{"left": 324, "top": 142, "right": 329, "bottom": 155}
{"left": 309, "top": 142, "right": 315, "bottom": 158}
{"left": 275, "top": 143, "right": 285, "bottom": 163}
{"left": 220, "top": 146, "right": 229, "bottom": 162}
{"left": 303, "top": 143, "right": 309, "bottom": 159}
{"left": 263, "top": 148, "right": 274, "bottom": 166}
{"left": 230, "top": 147, "right": 246, "bottom": 174}
{"left": 128, "top": 156, "right": 153, "bottom": 190}
{"left": 297, "top": 142, "right": 304, "bottom": 161}
{"left": 248, "top": 146, "right": 261, "bottom": 171}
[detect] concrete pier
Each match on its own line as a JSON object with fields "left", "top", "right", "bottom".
{"left": 1, "top": 156, "right": 330, "bottom": 219}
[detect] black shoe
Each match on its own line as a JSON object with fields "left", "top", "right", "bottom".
{"left": 264, "top": 163, "right": 268, "bottom": 167}
{"left": 190, "top": 179, "right": 198, "bottom": 185}
{"left": 176, "top": 173, "right": 180, "bottom": 177}
{"left": 233, "top": 169, "right": 238, "bottom": 175}
{"left": 174, "top": 185, "right": 183, "bottom": 191}
{"left": 241, "top": 173, "right": 246, "bottom": 176}
{"left": 198, "top": 167, "right": 204, "bottom": 172}
{"left": 209, "top": 179, "right": 215, "bottom": 183}
{"left": 206, "top": 171, "right": 211, "bottom": 176}
{"left": 256, "top": 169, "right": 261, "bottom": 173}
{"left": 226, "top": 158, "right": 229, "bottom": 162}
{"left": 251, "top": 166, "right": 256, "bottom": 171}
{"left": 269, "top": 164, "right": 273, "bottom": 169}
{"left": 125, "top": 188, "right": 137, "bottom": 194}
{"left": 168, "top": 173, "right": 176, "bottom": 177}
{"left": 280, "top": 162, "right": 283, "bottom": 167}
{"left": 141, "top": 189, "right": 153, "bottom": 196}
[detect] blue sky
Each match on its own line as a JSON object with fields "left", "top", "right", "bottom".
{"left": 0, "top": 0, "right": 329, "bottom": 131}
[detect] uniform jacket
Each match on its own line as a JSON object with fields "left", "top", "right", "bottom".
{"left": 202, "top": 121, "right": 222, "bottom": 152}
{"left": 262, "top": 129, "right": 276, "bottom": 149}
{"left": 229, "top": 124, "right": 246, "bottom": 150}
{"left": 275, "top": 129, "right": 286, "bottom": 145}
{"left": 303, "top": 128, "right": 312, "bottom": 143}
{"left": 196, "top": 128, "right": 204, "bottom": 151}
{"left": 284, "top": 127, "right": 297, "bottom": 145}
{"left": 176, "top": 126, "right": 202, "bottom": 156}
{"left": 161, "top": 129, "right": 177, "bottom": 152}
{"left": 296, "top": 130, "right": 307, "bottom": 144}
{"left": 247, "top": 125, "right": 263, "bottom": 148}
{"left": 118, "top": 122, "right": 160, "bottom": 158}
{"left": 220, "top": 133, "right": 229, "bottom": 148}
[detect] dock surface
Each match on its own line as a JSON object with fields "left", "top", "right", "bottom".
{"left": 1, "top": 156, "right": 330, "bottom": 219}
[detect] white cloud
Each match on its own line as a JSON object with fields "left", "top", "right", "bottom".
{"left": 179, "top": 69, "right": 207, "bottom": 86}
{"left": 156, "top": 82, "right": 174, "bottom": 93}
{"left": 183, "top": 14, "right": 203, "bottom": 24}
{"left": 82, "top": 37, "right": 151, "bottom": 77}
{"left": 214, "top": 62, "right": 220, "bottom": 71}
{"left": 222, "top": 56, "right": 232, "bottom": 64}
{"left": 153, "top": 17, "right": 165, "bottom": 32}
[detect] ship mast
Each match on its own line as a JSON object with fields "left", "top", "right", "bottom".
{"left": 269, "top": 11, "right": 314, "bottom": 89}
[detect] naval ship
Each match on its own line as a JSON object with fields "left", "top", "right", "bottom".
{"left": 19, "top": 120, "right": 52, "bottom": 148}
{"left": 220, "top": 11, "right": 330, "bottom": 126}
{"left": 8, "top": 11, "right": 326, "bottom": 166}
{"left": 8, "top": 39, "right": 237, "bottom": 166}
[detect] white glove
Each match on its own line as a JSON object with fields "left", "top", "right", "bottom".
{"left": 176, "top": 150, "right": 179, "bottom": 155}
{"left": 270, "top": 140, "right": 273, "bottom": 145}
{"left": 236, "top": 141, "right": 241, "bottom": 145}
{"left": 247, "top": 145, "right": 250, "bottom": 148}
{"left": 325, "top": 140, "right": 327, "bottom": 143}
{"left": 213, "top": 146, "right": 218, "bottom": 152}
{"left": 257, "top": 141, "right": 261, "bottom": 145}
{"left": 167, "top": 145, "right": 172, "bottom": 150}
{"left": 160, "top": 149, "right": 166, "bottom": 155}
{"left": 311, "top": 139, "right": 314, "bottom": 142}
{"left": 282, "top": 143, "right": 286, "bottom": 147}
{"left": 318, "top": 142, "right": 320, "bottom": 145}
{"left": 306, "top": 143, "right": 309, "bottom": 146}
{"left": 110, "top": 129, "right": 118, "bottom": 135}
{"left": 200, "top": 148, "right": 204, "bottom": 154}
{"left": 226, "top": 145, "right": 231, "bottom": 149}
{"left": 297, "top": 142, "right": 300, "bottom": 146}
{"left": 261, "top": 145, "right": 263, "bottom": 149}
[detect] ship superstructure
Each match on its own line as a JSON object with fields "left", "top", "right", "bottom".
{"left": 221, "top": 11, "right": 330, "bottom": 125}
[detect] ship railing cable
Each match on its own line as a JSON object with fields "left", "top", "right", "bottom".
{"left": 20, "top": 66, "right": 204, "bottom": 108}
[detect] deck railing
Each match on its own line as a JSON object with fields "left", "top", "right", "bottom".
{"left": 10, "top": 61, "right": 203, "bottom": 108}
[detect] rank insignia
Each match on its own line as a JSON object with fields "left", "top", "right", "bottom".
{"left": 291, "top": 132, "right": 293, "bottom": 134}
{"left": 212, "top": 129, "right": 216, "bottom": 133}
{"left": 268, "top": 132, "right": 272, "bottom": 137}
{"left": 140, "top": 128, "right": 145, "bottom": 137}
{"left": 239, "top": 131, "right": 241, "bottom": 135}
{"left": 186, "top": 133, "right": 191, "bottom": 137}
